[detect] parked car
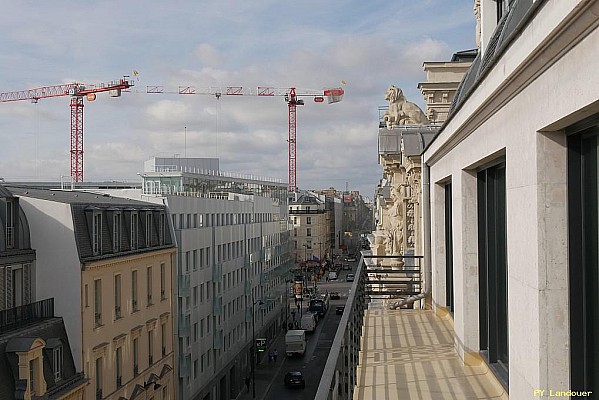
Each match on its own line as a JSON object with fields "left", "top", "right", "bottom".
{"left": 284, "top": 371, "right": 306, "bottom": 388}
{"left": 336, "top": 305, "right": 345, "bottom": 315}
{"left": 330, "top": 291, "right": 340, "bottom": 300}
{"left": 346, "top": 273, "right": 355, "bottom": 282}
{"left": 342, "top": 263, "right": 351, "bottom": 270}
{"left": 347, "top": 254, "right": 357, "bottom": 262}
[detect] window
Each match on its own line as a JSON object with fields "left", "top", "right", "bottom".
{"left": 445, "top": 182, "right": 454, "bottom": 314}
{"left": 93, "top": 213, "right": 102, "bottom": 255}
{"left": 159, "top": 213, "right": 165, "bottom": 245}
{"left": 114, "top": 274, "right": 122, "bottom": 320}
{"left": 193, "top": 286, "right": 198, "bottom": 307}
{"left": 115, "top": 346, "right": 122, "bottom": 388}
{"left": 148, "top": 330, "right": 154, "bottom": 365}
{"left": 145, "top": 212, "right": 152, "bottom": 246}
{"left": 307, "top": 216, "right": 311, "bottom": 225}
{"left": 160, "top": 263, "right": 166, "bottom": 301}
{"left": 29, "top": 359, "right": 36, "bottom": 395}
{"left": 478, "top": 162, "right": 508, "bottom": 382}
{"left": 94, "top": 279, "right": 102, "bottom": 327}
{"left": 161, "top": 323, "right": 167, "bottom": 356}
{"left": 5, "top": 200, "right": 14, "bottom": 249}
{"left": 113, "top": 213, "right": 121, "bottom": 252}
{"left": 95, "top": 357, "right": 103, "bottom": 400}
{"left": 568, "top": 125, "right": 599, "bottom": 392}
{"left": 130, "top": 212, "right": 138, "bottom": 250}
{"left": 147, "top": 266, "right": 153, "bottom": 306}
{"left": 307, "top": 228, "right": 312, "bottom": 237}
{"left": 132, "top": 270, "right": 138, "bottom": 312}
{"left": 133, "top": 337, "right": 139, "bottom": 376}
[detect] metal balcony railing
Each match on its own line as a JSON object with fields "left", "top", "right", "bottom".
{"left": 0, "top": 298, "right": 55, "bottom": 334}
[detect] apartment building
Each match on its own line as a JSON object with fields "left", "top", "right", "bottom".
{"left": 422, "top": 0, "right": 599, "bottom": 396}
{"left": 0, "top": 185, "right": 86, "bottom": 400}
{"left": 120, "top": 157, "right": 292, "bottom": 400}
{"left": 289, "top": 192, "right": 329, "bottom": 263}
{"left": 7, "top": 186, "right": 176, "bottom": 400}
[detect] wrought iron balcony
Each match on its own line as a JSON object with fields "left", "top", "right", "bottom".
{"left": 0, "top": 298, "right": 55, "bottom": 334}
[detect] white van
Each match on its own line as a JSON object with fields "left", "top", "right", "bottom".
{"left": 300, "top": 313, "right": 317, "bottom": 332}
{"left": 328, "top": 271, "right": 338, "bottom": 280}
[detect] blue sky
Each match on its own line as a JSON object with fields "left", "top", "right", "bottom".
{"left": 0, "top": 1, "right": 476, "bottom": 198}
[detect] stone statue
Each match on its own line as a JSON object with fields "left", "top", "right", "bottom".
{"left": 384, "top": 185, "right": 404, "bottom": 255}
{"left": 383, "top": 86, "right": 429, "bottom": 128}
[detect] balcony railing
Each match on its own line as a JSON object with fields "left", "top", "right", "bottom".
{"left": 315, "top": 253, "right": 425, "bottom": 400}
{"left": 0, "top": 298, "right": 55, "bottom": 334}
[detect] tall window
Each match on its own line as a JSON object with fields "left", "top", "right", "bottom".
{"left": 132, "top": 270, "right": 138, "bottom": 312}
{"left": 568, "top": 125, "right": 599, "bottom": 391}
{"left": 306, "top": 228, "right": 312, "bottom": 237}
{"left": 29, "top": 359, "right": 36, "bottom": 395}
{"left": 445, "top": 183, "right": 454, "bottom": 314}
{"left": 93, "top": 213, "right": 102, "bottom": 255}
{"left": 94, "top": 279, "right": 102, "bottom": 327}
{"left": 161, "top": 322, "right": 167, "bottom": 356}
{"left": 160, "top": 263, "right": 166, "bottom": 300}
{"left": 133, "top": 337, "right": 139, "bottom": 376}
{"left": 53, "top": 346, "right": 63, "bottom": 381}
{"left": 114, "top": 274, "right": 121, "bottom": 319}
{"left": 115, "top": 347, "right": 122, "bottom": 388}
{"left": 159, "top": 213, "right": 165, "bottom": 245}
{"left": 145, "top": 212, "right": 152, "bottom": 246}
{"left": 306, "top": 216, "right": 312, "bottom": 225}
{"left": 147, "top": 266, "right": 153, "bottom": 306}
{"left": 113, "top": 213, "right": 121, "bottom": 252}
{"left": 477, "top": 162, "right": 508, "bottom": 383}
{"left": 130, "top": 212, "right": 138, "bottom": 250}
{"left": 95, "top": 357, "right": 103, "bottom": 399}
{"left": 5, "top": 199, "right": 14, "bottom": 249}
{"left": 148, "top": 330, "right": 154, "bottom": 365}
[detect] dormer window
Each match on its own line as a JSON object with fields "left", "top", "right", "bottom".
{"left": 6, "top": 199, "right": 14, "bottom": 249}
{"left": 145, "top": 212, "right": 152, "bottom": 247}
{"left": 130, "top": 212, "right": 138, "bottom": 250}
{"left": 112, "top": 212, "right": 121, "bottom": 252}
{"left": 158, "top": 212, "right": 165, "bottom": 245}
{"left": 92, "top": 213, "right": 102, "bottom": 256}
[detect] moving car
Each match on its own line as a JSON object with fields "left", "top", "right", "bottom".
{"left": 342, "top": 263, "right": 351, "bottom": 270}
{"left": 347, "top": 255, "right": 357, "bottom": 262}
{"left": 330, "top": 291, "right": 340, "bottom": 300}
{"left": 346, "top": 273, "right": 355, "bottom": 282}
{"left": 336, "top": 305, "right": 345, "bottom": 315}
{"left": 284, "top": 371, "right": 306, "bottom": 388}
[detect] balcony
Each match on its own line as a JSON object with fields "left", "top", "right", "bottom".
{"left": 178, "top": 313, "right": 190, "bottom": 337}
{"left": 315, "top": 254, "right": 507, "bottom": 400}
{"left": 0, "top": 298, "right": 55, "bottom": 334}
{"left": 212, "top": 296, "right": 223, "bottom": 316}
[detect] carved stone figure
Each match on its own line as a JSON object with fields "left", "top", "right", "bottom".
{"left": 384, "top": 185, "right": 404, "bottom": 255}
{"left": 383, "top": 86, "right": 430, "bottom": 128}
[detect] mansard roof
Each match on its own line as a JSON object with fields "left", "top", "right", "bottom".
{"left": 7, "top": 186, "right": 174, "bottom": 263}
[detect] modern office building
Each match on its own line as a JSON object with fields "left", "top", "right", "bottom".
{"left": 7, "top": 186, "right": 176, "bottom": 400}
{"left": 127, "top": 157, "right": 292, "bottom": 400}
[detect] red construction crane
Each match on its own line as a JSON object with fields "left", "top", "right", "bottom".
{"left": 146, "top": 85, "right": 344, "bottom": 192}
{"left": 0, "top": 76, "right": 133, "bottom": 182}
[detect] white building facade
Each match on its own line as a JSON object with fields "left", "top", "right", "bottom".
{"left": 424, "top": 0, "right": 599, "bottom": 396}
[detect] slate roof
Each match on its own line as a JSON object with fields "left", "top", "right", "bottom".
{"left": 6, "top": 186, "right": 175, "bottom": 263}
{"left": 0, "top": 315, "right": 86, "bottom": 400}
{"left": 449, "top": 0, "right": 543, "bottom": 117}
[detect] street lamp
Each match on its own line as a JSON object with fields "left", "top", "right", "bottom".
{"left": 251, "top": 294, "right": 264, "bottom": 399}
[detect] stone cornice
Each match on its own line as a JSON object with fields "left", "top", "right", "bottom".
{"left": 82, "top": 248, "right": 175, "bottom": 271}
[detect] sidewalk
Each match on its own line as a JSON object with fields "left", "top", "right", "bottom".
{"left": 236, "top": 329, "right": 288, "bottom": 400}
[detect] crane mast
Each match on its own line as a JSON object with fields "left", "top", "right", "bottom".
{"left": 0, "top": 77, "right": 133, "bottom": 182}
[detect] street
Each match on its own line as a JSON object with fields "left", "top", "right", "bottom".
{"left": 264, "top": 263, "right": 356, "bottom": 400}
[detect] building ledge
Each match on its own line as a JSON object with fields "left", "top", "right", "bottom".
{"left": 354, "top": 305, "right": 507, "bottom": 400}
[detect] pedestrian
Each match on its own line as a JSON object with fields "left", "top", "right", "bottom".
{"left": 268, "top": 349, "right": 273, "bottom": 363}
{"left": 273, "top": 349, "right": 278, "bottom": 363}
{"left": 245, "top": 376, "right": 250, "bottom": 392}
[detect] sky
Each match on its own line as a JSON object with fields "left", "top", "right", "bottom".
{"left": 0, "top": 1, "right": 476, "bottom": 199}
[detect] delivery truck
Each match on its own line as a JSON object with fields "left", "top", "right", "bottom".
{"left": 285, "top": 330, "right": 306, "bottom": 357}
